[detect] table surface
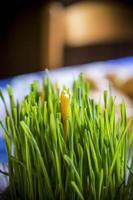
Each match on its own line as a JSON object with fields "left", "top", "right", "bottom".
{"left": 0, "top": 56, "right": 133, "bottom": 164}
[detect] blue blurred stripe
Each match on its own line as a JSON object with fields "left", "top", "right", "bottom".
{"left": 0, "top": 138, "right": 7, "bottom": 163}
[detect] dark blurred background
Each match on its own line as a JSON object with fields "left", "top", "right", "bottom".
{"left": 0, "top": 0, "right": 133, "bottom": 78}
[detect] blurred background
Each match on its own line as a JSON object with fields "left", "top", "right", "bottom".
{"left": 0, "top": 0, "right": 133, "bottom": 78}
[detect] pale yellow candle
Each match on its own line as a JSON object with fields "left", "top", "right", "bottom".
{"left": 60, "top": 90, "right": 70, "bottom": 139}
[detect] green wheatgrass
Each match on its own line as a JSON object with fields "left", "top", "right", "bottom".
{"left": 0, "top": 74, "right": 133, "bottom": 200}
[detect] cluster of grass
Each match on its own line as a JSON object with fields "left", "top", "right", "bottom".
{"left": 0, "top": 74, "right": 133, "bottom": 200}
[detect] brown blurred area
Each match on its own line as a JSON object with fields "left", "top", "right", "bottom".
{"left": 0, "top": 0, "right": 133, "bottom": 78}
